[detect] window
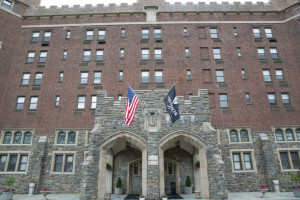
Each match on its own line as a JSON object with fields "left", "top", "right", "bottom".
{"left": 281, "top": 93, "right": 291, "bottom": 105}
{"left": 2, "top": 131, "right": 33, "bottom": 145}
{"left": 59, "top": 72, "right": 63, "bottom": 82}
{"left": 16, "top": 97, "right": 25, "bottom": 110}
{"left": 43, "top": 32, "right": 51, "bottom": 42}
{"left": 183, "top": 28, "right": 188, "bottom": 36}
{"left": 279, "top": 151, "right": 300, "bottom": 170}
{"left": 275, "top": 128, "right": 300, "bottom": 142}
{"left": 262, "top": 70, "right": 271, "bottom": 82}
{"left": 286, "top": 129, "right": 295, "bottom": 141}
{"left": 80, "top": 72, "right": 88, "bottom": 84}
{"left": 296, "top": 129, "right": 300, "bottom": 141}
{"left": 155, "top": 71, "right": 163, "bottom": 83}
{"left": 219, "top": 94, "right": 228, "bottom": 107}
{"left": 268, "top": 93, "right": 277, "bottom": 106}
{"left": 57, "top": 132, "right": 66, "bottom": 144}
{"left": 0, "top": 153, "right": 29, "bottom": 173}
{"left": 275, "top": 69, "right": 285, "bottom": 81}
{"left": 241, "top": 69, "right": 246, "bottom": 80}
{"left": 141, "top": 49, "right": 149, "bottom": 60}
{"left": 229, "top": 129, "right": 250, "bottom": 143}
{"left": 142, "top": 29, "right": 149, "bottom": 39}
{"left": 210, "top": 28, "right": 218, "bottom": 39}
{"left": 31, "top": 32, "right": 40, "bottom": 42}
{"left": 240, "top": 130, "right": 250, "bottom": 142}
{"left": 216, "top": 70, "right": 224, "bottom": 82}
{"left": 3, "top": 132, "right": 12, "bottom": 144}
{"left": 120, "top": 48, "right": 124, "bottom": 58}
{"left": 96, "top": 50, "right": 104, "bottom": 61}
{"left": 257, "top": 48, "right": 266, "bottom": 59}
{"left": 13, "top": 132, "right": 22, "bottom": 144}
{"left": 86, "top": 30, "right": 93, "bottom": 40}
{"left": 237, "top": 47, "right": 242, "bottom": 57}
{"left": 188, "top": 93, "right": 193, "bottom": 99}
{"left": 29, "top": 97, "right": 38, "bottom": 109}
{"left": 98, "top": 29, "right": 105, "bottom": 40}
{"left": 118, "top": 95, "right": 122, "bottom": 101}
{"left": 121, "top": 28, "right": 125, "bottom": 37}
{"left": 185, "top": 48, "right": 189, "bottom": 57}
{"left": 232, "top": 151, "right": 254, "bottom": 171}
{"left": 34, "top": 73, "right": 43, "bottom": 85}
{"left": 83, "top": 50, "right": 91, "bottom": 61}
{"left": 168, "top": 163, "right": 173, "bottom": 174}
{"left": 134, "top": 163, "right": 139, "bottom": 175}
{"left": 62, "top": 50, "right": 67, "bottom": 60}
{"left": 187, "top": 70, "right": 191, "bottom": 80}
{"left": 21, "top": 73, "right": 30, "bottom": 85}
{"left": 245, "top": 93, "right": 251, "bottom": 104}
{"left": 154, "top": 28, "right": 162, "bottom": 39}
{"left": 77, "top": 96, "right": 86, "bottom": 109}
{"left": 213, "top": 48, "right": 221, "bottom": 60}
{"left": 230, "top": 130, "right": 239, "bottom": 142}
{"left": 66, "top": 30, "right": 71, "bottom": 39}
{"left": 91, "top": 95, "right": 97, "bottom": 109}
{"left": 233, "top": 27, "right": 237, "bottom": 36}
{"left": 119, "top": 71, "right": 123, "bottom": 81}
{"left": 141, "top": 71, "right": 149, "bottom": 83}
{"left": 26, "top": 52, "right": 35, "bottom": 63}
{"left": 1, "top": 0, "right": 12, "bottom": 9}
{"left": 23, "top": 132, "right": 32, "bottom": 144}
{"left": 275, "top": 129, "right": 285, "bottom": 141}
{"left": 55, "top": 96, "right": 60, "bottom": 106}
{"left": 154, "top": 49, "right": 162, "bottom": 60}
{"left": 270, "top": 48, "right": 279, "bottom": 59}
{"left": 52, "top": 152, "right": 75, "bottom": 173}
{"left": 39, "top": 51, "right": 47, "bottom": 62}
{"left": 67, "top": 132, "right": 76, "bottom": 144}
{"left": 93, "top": 72, "right": 101, "bottom": 84}
{"left": 265, "top": 28, "right": 273, "bottom": 38}
{"left": 253, "top": 28, "right": 261, "bottom": 39}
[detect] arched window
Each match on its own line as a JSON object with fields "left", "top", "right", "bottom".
{"left": 275, "top": 129, "right": 284, "bottom": 141}
{"left": 240, "top": 130, "right": 249, "bottom": 142}
{"left": 57, "top": 132, "right": 66, "bottom": 144}
{"left": 230, "top": 130, "right": 239, "bottom": 142}
{"left": 13, "top": 132, "right": 22, "bottom": 144}
{"left": 296, "top": 128, "right": 300, "bottom": 141}
{"left": 67, "top": 132, "right": 76, "bottom": 144}
{"left": 23, "top": 132, "right": 32, "bottom": 144}
{"left": 286, "top": 129, "right": 295, "bottom": 141}
{"left": 3, "top": 132, "right": 12, "bottom": 144}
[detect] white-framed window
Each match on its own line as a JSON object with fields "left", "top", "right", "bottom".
{"left": 154, "top": 28, "right": 162, "bottom": 39}
{"left": 29, "top": 96, "right": 38, "bottom": 110}
{"left": 1, "top": 130, "right": 33, "bottom": 145}
{"left": 141, "top": 71, "right": 149, "bottom": 83}
{"left": 80, "top": 72, "right": 88, "bottom": 84}
{"left": 229, "top": 129, "right": 251, "bottom": 143}
{"left": 118, "top": 95, "right": 122, "bottom": 101}
{"left": 96, "top": 49, "right": 104, "bottom": 61}
{"left": 39, "top": 51, "right": 47, "bottom": 62}
{"left": 43, "top": 32, "right": 51, "bottom": 42}
{"left": 268, "top": 93, "right": 277, "bottom": 106}
{"left": 91, "top": 95, "right": 97, "bottom": 109}
{"left": 93, "top": 72, "right": 101, "bottom": 84}
{"left": 233, "top": 27, "right": 237, "bottom": 36}
{"left": 213, "top": 48, "right": 221, "bottom": 60}
{"left": 34, "top": 73, "right": 43, "bottom": 85}
{"left": 1, "top": 0, "right": 13, "bottom": 10}
{"left": 187, "top": 70, "right": 191, "bottom": 80}
{"left": 154, "top": 49, "right": 162, "bottom": 60}
{"left": 262, "top": 70, "right": 271, "bottom": 82}
{"left": 0, "top": 152, "right": 30, "bottom": 173}
{"left": 26, "top": 52, "right": 35, "bottom": 63}
{"left": 231, "top": 150, "right": 256, "bottom": 172}
{"left": 278, "top": 149, "right": 300, "bottom": 171}
{"left": 21, "top": 73, "right": 30, "bottom": 85}
{"left": 237, "top": 47, "right": 242, "bottom": 57}
{"left": 62, "top": 50, "right": 67, "bottom": 60}
{"left": 55, "top": 131, "right": 77, "bottom": 145}
{"left": 77, "top": 96, "right": 86, "bottom": 109}
{"left": 51, "top": 151, "right": 76, "bottom": 174}
{"left": 55, "top": 96, "right": 60, "bottom": 106}
{"left": 59, "top": 72, "right": 64, "bottom": 82}
{"left": 241, "top": 69, "right": 246, "bottom": 80}
{"left": 16, "top": 96, "right": 25, "bottom": 110}
{"left": 141, "top": 49, "right": 149, "bottom": 60}
{"left": 274, "top": 128, "right": 300, "bottom": 142}
{"left": 270, "top": 48, "right": 279, "bottom": 59}
{"left": 119, "top": 71, "right": 123, "bottom": 81}
{"left": 216, "top": 70, "right": 224, "bottom": 82}
{"left": 185, "top": 48, "right": 189, "bottom": 57}
{"left": 31, "top": 32, "right": 40, "bottom": 42}
{"left": 275, "top": 69, "right": 285, "bottom": 81}
{"left": 86, "top": 30, "right": 93, "bottom": 40}
{"left": 98, "top": 29, "right": 105, "bottom": 40}
{"left": 183, "top": 28, "right": 188, "bottom": 36}
{"left": 265, "top": 28, "right": 273, "bottom": 38}
{"left": 245, "top": 93, "right": 251, "bottom": 104}
{"left": 253, "top": 28, "right": 261, "bottom": 39}
{"left": 219, "top": 94, "right": 228, "bottom": 107}
{"left": 257, "top": 48, "right": 266, "bottom": 59}
{"left": 66, "top": 30, "right": 71, "bottom": 39}
{"left": 155, "top": 70, "right": 163, "bottom": 83}
{"left": 210, "top": 28, "right": 218, "bottom": 39}
{"left": 121, "top": 28, "right": 125, "bottom": 37}
{"left": 120, "top": 48, "right": 124, "bottom": 58}
{"left": 142, "top": 29, "right": 149, "bottom": 39}
{"left": 281, "top": 93, "right": 291, "bottom": 106}
{"left": 83, "top": 50, "right": 91, "bottom": 61}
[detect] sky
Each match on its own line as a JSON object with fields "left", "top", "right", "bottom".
{"left": 40, "top": 0, "right": 270, "bottom": 7}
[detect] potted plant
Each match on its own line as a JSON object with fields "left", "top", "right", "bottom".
{"left": 106, "top": 163, "right": 112, "bottom": 170}
{"left": 115, "top": 177, "right": 123, "bottom": 195}
{"left": 2, "top": 177, "right": 15, "bottom": 200}
{"left": 162, "top": 193, "right": 168, "bottom": 200}
{"left": 291, "top": 171, "right": 300, "bottom": 197}
{"left": 139, "top": 193, "right": 145, "bottom": 200}
{"left": 184, "top": 176, "right": 192, "bottom": 194}
{"left": 257, "top": 185, "right": 269, "bottom": 198}
{"left": 195, "top": 161, "right": 200, "bottom": 168}
{"left": 40, "top": 186, "right": 51, "bottom": 200}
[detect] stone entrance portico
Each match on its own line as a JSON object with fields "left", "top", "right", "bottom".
{"left": 80, "top": 89, "right": 228, "bottom": 200}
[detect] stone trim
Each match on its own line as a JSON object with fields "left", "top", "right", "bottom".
{"left": 0, "top": 151, "right": 31, "bottom": 174}
{"left": 0, "top": 129, "right": 35, "bottom": 146}
{"left": 229, "top": 149, "right": 257, "bottom": 173}
{"left": 277, "top": 148, "right": 300, "bottom": 172}
{"left": 54, "top": 129, "right": 78, "bottom": 145}
{"left": 50, "top": 151, "right": 76, "bottom": 175}
{"left": 227, "top": 128, "right": 252, "bottom": 144}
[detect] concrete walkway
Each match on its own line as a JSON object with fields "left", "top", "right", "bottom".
{"left": 1, "top": 192, "right": 300, "bottom": 200}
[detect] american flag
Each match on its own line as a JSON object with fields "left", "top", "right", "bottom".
{"left": 124, "top": 86, "right": 140, "bottom": 126}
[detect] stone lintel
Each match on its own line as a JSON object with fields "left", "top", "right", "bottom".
{"left": 259, "top": 133, "right": 269, "bottom": 141}
{"left": 38, "top": 136, "right": 47, "bottom": 143}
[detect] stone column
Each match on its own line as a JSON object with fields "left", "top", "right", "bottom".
{"left": 193, "top": 148, "right": 201, "bottom": 193}
{"left": 142, "top": 149, "right": 148, "bottom": 196}
{"left": 98, "top": 149, "right": 107, "bottom": 200}
{"left": 199, "top": 148, "right": 209, "bottom": 199}
{"left": 159, "top": 147, "right": 165, "bottom": 196}
{"left": 106, "top": 150, "right": 113, "bottom": 195}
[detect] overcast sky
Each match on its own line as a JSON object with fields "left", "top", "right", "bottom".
{"left": 40, "top": 0, "right": 270, "bottom": 7}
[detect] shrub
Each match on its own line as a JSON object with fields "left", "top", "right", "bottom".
{"left": 186, "top": 176, "right": 191, "bottom": 187}
{"left": 6, "top": 178, "right": 15, "bottom": 189}
{"left": 116, "top": 177, "right": 122, "bottom": 188}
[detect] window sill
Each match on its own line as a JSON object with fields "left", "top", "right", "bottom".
{"left": 0, "top": 144, "right": 31, "bottom": 146}
{"left": 81, "top": 60, "right": 91, "bottom": 62}
{"left": 50, "top": 172, "right": 75, "bottom": 175}
{"left": 54, "top": 143, "right": 77, "bottom": 146}
{"left": 25, "top": 62, "right": 34, "bottom": 64}
{"left": 232, "top": 170, "right": 256, "bottom": 173}
{"left": 37, "top": 62, "right": 46, "bottom": 64}
{"left": 14, "top": 109, "right": 23, "bottom": 111}
{"left": 19, "top": 84, "right": 29, "bottom": 86}
{"left": 0, "top": 172, "right": 28, "bottom": 174}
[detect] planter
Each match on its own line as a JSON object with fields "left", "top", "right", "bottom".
{"left": 184, "top": 187, "right": 192, "bottom": 194}
{"left": 2, "top": 191, "right": 13, "bottom": 200}
{"left": 294, "top": 188, "right": 300, "bottom": 197}
{"left": 115, "top": 187, "right": 123, "bottom": 195}
{"left": 139, "top": 198, "right": 145, "bottom": 200}
{"left": 257, "top": 188, "right": 269, "bottom": 198}
{"left": 162, "top": 197, "right": 168, "bottom": 200}
{"left": 40, "top": 190, "right": 51, "bottom": 200}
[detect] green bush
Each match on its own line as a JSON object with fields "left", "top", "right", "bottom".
{"left": 116, "top": 177, "right": 122, "bottom": 188}
{"left": 185, "top": 176, "right": 191, "bottom": 187}
{"left": 6, "top": 177, "right": 15, "bottom": 188}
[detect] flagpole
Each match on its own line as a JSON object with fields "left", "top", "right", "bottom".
{"left": 164, "top": 82, "right": 178, "bottom": 99}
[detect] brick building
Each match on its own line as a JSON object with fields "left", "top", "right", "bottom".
{"left": 0, "top": 0, "right": 300, "bottom": 199}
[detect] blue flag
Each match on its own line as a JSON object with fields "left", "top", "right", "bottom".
{"left": 164, "top": 86, "right": 180, "bottom": 123}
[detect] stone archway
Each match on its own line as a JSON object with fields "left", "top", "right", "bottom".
{"left": 158, "top": 130, "right": 209, "bottom": 199}
{"left": 97, "top": 131, "right": 148, "bottom": 200}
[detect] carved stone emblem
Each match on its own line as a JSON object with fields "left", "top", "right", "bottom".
{"left": 149, "top": 110, "right": 156, "bottom": 126}
{"left": 143, "top": 108, "right": 161, "bottom": 129}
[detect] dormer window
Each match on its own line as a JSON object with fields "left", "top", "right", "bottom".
{"left": 1, "top": 0, "right": 12, "bottom": 10}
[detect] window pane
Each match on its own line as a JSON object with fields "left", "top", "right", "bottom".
{"left": 296, "top": 129, "right": 300, "bottom": 141}
{"left": 29, "top": 97, "right": 38, "bottom": 109}
{"left": 67, "top": 132, "right": 76, "bottom": 144}
{"left": 94, "top": 72, "right": 101, "bottom": 84}
{"left": 230, "top": 130, "right": 239, "bottom": 142}
{"left": 281, "top": 93, "right": 291, "bottom": 105}
{"left": 0, "top": 155, "right": 7, "bottom": 171}
{"left": 233, "top": 153, "right": 241, "bottom": 170}
{"left": 13, "top": 132, "right": 22, "bottom": 144}
{"left": 291, "top": 152, "right": 300, "bottom": 169}
{"left": 286, "top": 129, "right": 295, "bottom": 141}
{"left": 275, "top": 129, "right": 284, "bottom": 141}
{"left": 65, "top": 155, "right": 73, "bottom": 172}
{"left": 57, "top": 132, "right": 66, "bottom": 144}
{"left": 7, "top": 155, "right": 17, "bottom": 171}
{"left": 23, "top": 132, "right": 32, "bottom": 144}
{"left": 78, "top": 96, "right": 86, "bottom": 109}
{"left": 19, "top": 155, "right": 28, "bottom": 171}
{"left": 280, "top": 152, "right": 290, "bottom": 169}
{"left": 275, "top": 70, "right": 284, "bottom": 81}
{"left": 240, "top": 130, "right": 249, "bottom": 142}
{"left": 244, "top": 153, "right": 252, "bottom": 170}
{"left": 3, "top": 132, "right": 12, "bottom": 144}
{"left": 54, "top": 155, "right": 63, "bottom": 172}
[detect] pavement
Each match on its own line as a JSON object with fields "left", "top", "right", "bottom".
{"left": 1, "top": 192, "right": 300, "bottom": 200}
